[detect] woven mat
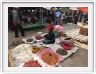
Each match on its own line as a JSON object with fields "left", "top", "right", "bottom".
{"left": 65, "top": 28, "right": 88, "bottom": 43}
{"left": 74, "top": 40, "right": 88, "bottom": 50}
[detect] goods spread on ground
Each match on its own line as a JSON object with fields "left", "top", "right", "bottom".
{"left": 35, "top": 35, "right": 44, "bottom": 40}
{"left": 26, "top": 38, "right": 33, "bottom": 42}
{"left": 37, "top": 47, "right": 62, "bottom": 66}
{"left": 41, "top": 52, "right": 59, "bottom": 66}
{"left": 9, "top": 44, "right": 33, "bottom": 66}
{"left": 56, "top": 49, "right": 68, "bottom": 55}
{"left": 23, "top": 60, "right": 42, "bottom": 67}
{"left": 32, "top": 46, "right": 41, "bottom": 53}
{"left": 22, "top": 38, "right": 35, "bottom": 44}
{"left": 9, "top": 31, "right": 85, "bottom": 67}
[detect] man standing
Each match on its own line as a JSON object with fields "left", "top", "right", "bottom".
{"left": 12, "top": 7, "right": 25, "bottom": 37}
{"left": 54, "top": 9, "right": 62, "bottom": 25}
{"left": 73, "top": 11, "right": 79, "bottom": 25}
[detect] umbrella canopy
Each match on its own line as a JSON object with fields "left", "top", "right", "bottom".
{"left": 43, "top": 7, "right": 51, "bottom": 10}
{"left": 69, "top": 7, "right": 78, "bottom": 11}
{"left": 53, "top": 7, "right": 58, "bottom": 11}
{"left": 79, "top": 7, "right": 88, "bottom": 13}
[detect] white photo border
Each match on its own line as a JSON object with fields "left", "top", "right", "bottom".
{"left": 2, "top": 2, "right": 94, "bottom": 73}
{"left": 94, "top": 2, "right": 95, "bottom": 72}
{"left": 2, "top": 0, "right": 94, "bottom": 3}
{"left": 0, "top": 1, "right": 2, "bottom": 72}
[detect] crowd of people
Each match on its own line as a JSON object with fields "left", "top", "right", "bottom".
{"left": 45, "top": 9, "right": 88, "bottom": 25}
{"left": 8, "top": 7, "right": 88, "bottom": 38}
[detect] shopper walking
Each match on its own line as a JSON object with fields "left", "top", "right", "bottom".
{"left": 79, "top": 11, "right": 84, "bottom": 22}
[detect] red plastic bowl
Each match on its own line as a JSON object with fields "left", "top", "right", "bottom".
{"left": 61, "top": 44, "right": 73, "bottom": 50}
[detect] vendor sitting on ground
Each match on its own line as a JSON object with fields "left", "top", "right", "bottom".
{"left": 43, "top": 21, "right": 55, "bottom": 44}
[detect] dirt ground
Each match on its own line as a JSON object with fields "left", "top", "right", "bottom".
{"left": 8, "top": 23, "right": 88, "bottom": 67}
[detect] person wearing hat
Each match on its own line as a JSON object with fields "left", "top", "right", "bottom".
{"left": 43, "top": 20, "right": 55, "bottom": 44}
{"left": 12, "top": 7, "right": 25, "bottom": 37}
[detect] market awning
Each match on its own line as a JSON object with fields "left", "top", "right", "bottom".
{"left": 79, "top": 7, "right": 88, "bottom": 13}
{"left": 69, "top": 7, "right": 78, "bottom": 11}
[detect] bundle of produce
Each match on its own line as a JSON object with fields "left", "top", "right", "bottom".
{"left": 54, "top": 25, "right": 64, "bottom": 32}
{"left": 54, "top": 25, "right": 64, "bottom": 37}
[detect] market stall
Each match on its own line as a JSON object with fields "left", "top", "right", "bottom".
{"left": 8, "top": 7, "right": 49, "bottom": 30}
{"left": 8, "top": 7, "right": 88, "bottom": 67}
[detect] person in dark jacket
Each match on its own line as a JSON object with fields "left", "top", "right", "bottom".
{"left": 12, "top": 7, "right": 25, "bottom": 37}
{"left": 73, "top": 11, "right": 79, "bottom": 25}
{"left": 43, "top": 21, "right": 55, "bottom": 44}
